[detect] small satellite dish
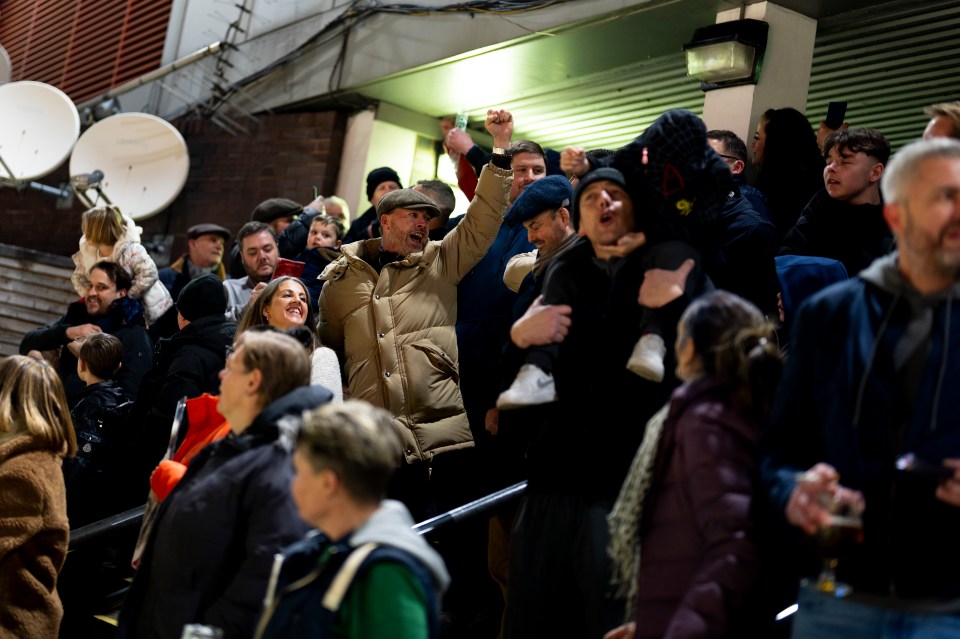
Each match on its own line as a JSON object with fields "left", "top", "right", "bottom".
{"left": 0, "top": 45, "right": 11, "bottom": 84}
{"left": 70, "top": 112, "right": 190, "bottom": 221}
{"left": 0, "top": 81, "right": 80, "bottom": 181}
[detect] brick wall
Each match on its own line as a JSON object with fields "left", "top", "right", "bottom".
{"left": 1, "top": 110, "right": 348, "bottom": 260}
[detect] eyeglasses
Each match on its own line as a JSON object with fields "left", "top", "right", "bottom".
{"left": 717, "top": 153, "right": 742, "bottom": 162}
{"left": 225, "top": 344, "right": 236, "bottom": 359}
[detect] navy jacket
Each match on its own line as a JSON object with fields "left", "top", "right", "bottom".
{"left": 63, "top": 381, "right": 134, "bottom": 527}
{"left": 257, "top": 501, "right": 449, "bottom": 639}
{"left": 762, "top": 254, "right": 960, "bottom": 599}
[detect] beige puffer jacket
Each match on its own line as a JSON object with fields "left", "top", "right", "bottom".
{"left": 318, "top": 164, "right": 511, "bottom": 464}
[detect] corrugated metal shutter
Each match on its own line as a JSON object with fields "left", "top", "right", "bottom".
{"left": 0, "top": 0, "right": 172, "bottom": 104}
{"left": 494, "top": 52, "right": 704, "bottom": 152}
{"left": 478, "top": 0, "right": 960, "bottom": 153}
{"left": 807, "top": 0, "right": 960, "bottom": 149}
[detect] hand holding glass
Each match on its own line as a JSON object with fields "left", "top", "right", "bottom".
{"left": 795, "top": 472, "right": 864, "bottom": 597}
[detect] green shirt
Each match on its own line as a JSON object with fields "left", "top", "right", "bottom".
{"left": 332, "top": 553, "right": 430, "bottom": 639}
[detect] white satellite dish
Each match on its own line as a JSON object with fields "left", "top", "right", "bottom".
{"left": 70, "top": 112, "right": 190, "bottom": 221}
{"left": 0, "top": 81, "right": 80, "bottom": 181}
{"left": 0, "top": 45, "right": 11, "bottom": 84}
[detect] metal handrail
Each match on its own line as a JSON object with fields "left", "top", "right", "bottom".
{"left": 69, "top": 506, "right": 146, "bottom": 549}
{"left": 413, "top": 481, "right": 527, "bottom": 536}
{"left": 68, "top": 480, "right": 527, "bottom": 551}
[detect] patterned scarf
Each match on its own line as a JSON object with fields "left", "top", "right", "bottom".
{"left": 607, "top": 401, "right": 671, "bottom": 621}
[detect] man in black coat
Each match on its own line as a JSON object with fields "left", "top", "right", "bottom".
{"left": 129, "top": 273, "right": 237, "bottom": 498}
{"left": 19, "top": 260, "right": 152, "bottom": 407}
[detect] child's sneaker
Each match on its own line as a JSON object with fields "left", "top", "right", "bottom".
{"left": 496, "top": 364, "right": 558, "bottom": 410}
{"left": 626, "top": 333, "right": 666, "bottom": 382}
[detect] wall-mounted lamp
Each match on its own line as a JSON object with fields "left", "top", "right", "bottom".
{"left": 682, "top": 19, "right": 769, "bottom": 92}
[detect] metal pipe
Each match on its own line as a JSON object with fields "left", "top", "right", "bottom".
{"left": 76, "top": 41, "right": 223, "bottom": 111}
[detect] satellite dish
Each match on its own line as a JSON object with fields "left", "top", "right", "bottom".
{"left": 0, "top": 45, "right": 11, "bottom": 84}
{"left": 0, "top": 81, "right": 80, "bottom": 181}
{"left": 70, "top": 112, "right": 190, "bottom": 220}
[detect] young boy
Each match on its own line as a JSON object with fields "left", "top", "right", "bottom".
{"left": 307, "top": 214, "right": 345, "bottom": 250}
{"left": 298, "top": 215, "right": 345, "bottom": 312}
{"left": 779, "top": 128, "right": 893, "bottom": 276}
{"left": 63, "top": 332, "right": 133, "bottom": 526}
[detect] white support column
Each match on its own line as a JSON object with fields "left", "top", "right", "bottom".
{"left": 701, "top": 2, "right": 817, "bottom": 145}
{"left": 335, "top": 108, "right": 377, "bottom": 217}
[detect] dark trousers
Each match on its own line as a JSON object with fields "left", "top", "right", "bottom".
{"left": 505, "top": 494, "right": 624, "bottom": 639}
{"left": 389, "top": 451, "right": 504, "bottom": 638}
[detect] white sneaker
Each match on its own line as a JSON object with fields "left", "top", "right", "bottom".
{"left": 496, "top": 364, "right": 558, "bottom": 410}
{"left": 626, "top": 334, "right": 666, "bottom": 382}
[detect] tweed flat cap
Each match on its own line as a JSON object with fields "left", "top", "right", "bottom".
{"left": 376, "top": 189, "right": 441, "bottom": 219}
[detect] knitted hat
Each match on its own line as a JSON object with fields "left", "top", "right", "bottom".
{"left": 366, "top": 167, "right": 402, "bottom": 200}
{"left": 611, "top": 108, "right": 733, "bottom": 245}
{"left": 187, "top": 223, "right": 230, "bottom": 241}
{"left": 251, "top": 198, "right": 302, "bottom": 223}
{"left": 376, "top": 189, "right": 441, "bottom": 219}
{"left": 504, "top": 175, "right": 573, "bottom": 227}
{"left": 572, "top": 167, "right": 628, "bottom": 230}
{"left": 176, "top": 273, "right": 227, "bottom": 322}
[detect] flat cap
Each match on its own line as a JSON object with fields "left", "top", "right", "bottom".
{"left": 186, "top": 223, "right": 230, "bottom": 241}
{"left": 376, "top": 189, "right": 441, "bottom": 219}
{"left": 251, "top": 198, "right": 303, "bottom": 223}
{"left": 504, "top": 175, "right": 573, "bottom": 227}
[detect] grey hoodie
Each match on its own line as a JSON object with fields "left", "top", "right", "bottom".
{"left": 348, "top": 499, "right": 451, "bottom": 594}
{"left": 858, "top": 251, "right": 959, "bottom": 431}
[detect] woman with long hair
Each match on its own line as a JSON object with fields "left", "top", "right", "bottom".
{"left": 0, "top": 356, "right": 78, "bottom": 638}
{"left": 605, "top": 291, "right": 783, "bottom": 639}
{"left": 753, "top": 107, "right": 825, "bottom": 239}
{"left": 237, "top": 276, "right": 343, "bottom": 401}
{"left": 71, "top": 206, "right": 173, "bottom": 325}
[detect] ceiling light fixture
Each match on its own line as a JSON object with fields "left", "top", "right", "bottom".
{"left": 683, "top": 19, "right": 769, "bottom": 92}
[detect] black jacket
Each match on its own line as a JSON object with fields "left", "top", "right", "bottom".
{"left": 708, "top": 194, "right": 780, "bottom": 315}
{"left": 343, "top": 206, "right": 377, "bottom": 244}
{"left": 130, "top": 316, "right": 237, "bottom": 493}
{"left": 779, "top": 190, "right": 893, "bottom": 277}
{"left": 528, "top": 238, "right": 678, "bottom": 499}
{"left": 63, "top": 381, "right": 134, "bottom": 527}
{"left": 119, "top": 385, "right": 333, "bottom": 639}
{"left": 19, "top": 298, "right": 153, "bottom": 407}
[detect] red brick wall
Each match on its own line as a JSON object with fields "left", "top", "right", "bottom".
{"left": 2, "top": 110, "right": 348, "bottom": 259}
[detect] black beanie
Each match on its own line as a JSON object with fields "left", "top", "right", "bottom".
{"left": 366, "top": 167, "right": 402, "bottom": 201}
{"left": 571, "top": 167, "right": 628, "bottom": 230}
{"left": 177, "top": 273, "right": 227, "bottom": 322}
